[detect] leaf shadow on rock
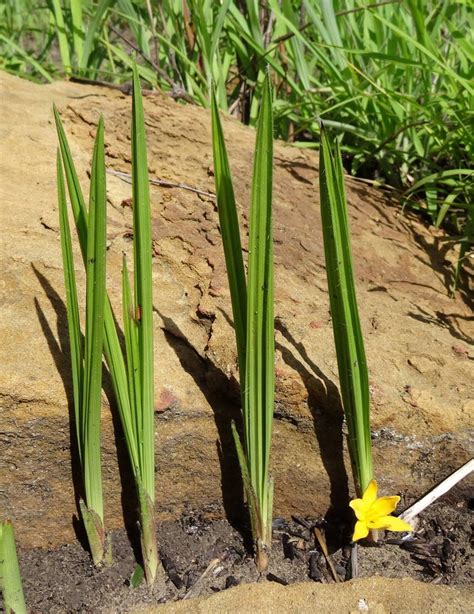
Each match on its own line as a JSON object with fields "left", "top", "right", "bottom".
{"left": 32, "top": 264, "right": 143, "bottom": 563}
{"left": 215, "top": 307, "right": 352, "bottom": 550}
{"left": 275, "top": 319, "right": 352, "bottom": 549}
{"left": 155, "top": 308, "right": 251, "bottom": 551}
{"left": 407, "top": 305, "right": 474, "bottom": 346}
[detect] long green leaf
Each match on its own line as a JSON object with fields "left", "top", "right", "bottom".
{"left": 122, "top": 254, "right": 141, "bottom": 447}
{"left": 56, "top": 114, "right": 108, "bottom": 564}
{"left": 50, "top": 0, "right": 71, "bottom": 74}
{"left": 211, "top": 87, "right": 247, "bottom": 386}
{"left": 70, "top": 0, "right": 84, "bottom": 63}
{"left": 131, "top": 64, "right": 154, "bottom": 500}
{"left": 245, "top": 70, "right": 274, "bottom": 538}
{"left": 82, "top": 116, "right": 107, "bottom": 518}
{"left": 131, "top": 64, "right": 158, "bottom": 585}
{"left": 54, "top": 74, "right": 159, "bottom": 581}
{"left": 57, "top": 149, "right": 83, "bottom": 461}
{"left": 319, "top": 124, "right": 373, "bottom": 495}
{"left": 80, "top": 0, "right": 113, "bottom": 70}
{"left": 54, "top": 107, "right": 140, "bottom": 474}
{"left": 0, "top": 34, "right": 54, "bottom": 82}
{"left": 0, "top": 521, "right": 27, "bottom": 614}
{"left": 210, "top": 69, "right": 275, "bottom": 569}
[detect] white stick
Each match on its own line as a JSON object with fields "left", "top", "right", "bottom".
{"left": 399, "top": 458, "right": 474, "bottom": 528}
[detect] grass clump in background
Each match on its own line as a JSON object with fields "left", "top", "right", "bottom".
{"left": 1, "top": 0, "right": 472, "bottom": 289}
{"left": 211, "top": 71, "right": 275, "bottom": 571}
{"left": 55, "top": 64, "right": 158, "bottom": 584}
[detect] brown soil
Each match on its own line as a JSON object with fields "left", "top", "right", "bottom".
{"left": 18, "top": 495, "right": 473, "bottom": 612}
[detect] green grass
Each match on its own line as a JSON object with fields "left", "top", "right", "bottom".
{"left": 2, "top": 1, "right": 472, "bottom": 283}
{"left": 0, "top": 521, "right": 27, "bottom": 614}
{"left": 211, "top": 71, "right": 275, "bottom": 571}
{"left": 55, "top": 64, "right": 158, "bottom": 583}
{"left": 2, "top": 1, "right": 471, "bottom": 290}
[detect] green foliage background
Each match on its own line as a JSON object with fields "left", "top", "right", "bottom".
{"left": 2, "top": 0, "right": 472, "bottom": 287}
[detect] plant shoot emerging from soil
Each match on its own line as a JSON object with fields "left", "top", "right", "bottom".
{"left": 211, "top": 71, "right": 275, "bottom": 571}
{"left": 54, "top": 64, "right": 158, "bottom": 584}
{"left": 57, "top": 116, "right": 108, "bottom": 565}
{"left": 319, "top": 124, "right": 373, "bottom": 497}
{"left": 0, "top": 520, "right": 27, "bottom": 614}
{"left": 319, "top": 125, "right": 417, "bottom": 543}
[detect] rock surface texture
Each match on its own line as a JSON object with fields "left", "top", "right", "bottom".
{"left": 140, "top": 577, "right": 472, "bottom": 614}
{"left": 1, "top": 72, "right": 472, "bottom": 550}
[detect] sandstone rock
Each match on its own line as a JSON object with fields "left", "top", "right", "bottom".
{"left": 0, "top": 72, "right": 472, "bottom": 549}
{"left": 137, "top": 577, "right": 472, "bottom": 614}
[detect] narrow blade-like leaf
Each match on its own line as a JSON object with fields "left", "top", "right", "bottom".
{"left": 82, "top": 116, "right": 107, "bottom": 520}
{"left": 131, "top": 64, "right": 154, "bottom": 499}
{"left": 319, "top": 124, "right": 373, "bottom": 495}
{"left": 131, "top": 63, "right": 158, "bottom": 585}
{"left": 0, "top": 521, "right": 27, "bottom": 614}
{"left": 211, "top": 86, "right": 247, "bottom": 386}
{"left": 122, "top": 254, "right": 141, "bottom": 445}
{"left": 245, "top": 69, "right": 274, "bottom": 548}
{"left": 57, "top": 149, "right": 83, "bottom": 462}
{"left": 54, "top": 107, "right": 139, "bottom": 473}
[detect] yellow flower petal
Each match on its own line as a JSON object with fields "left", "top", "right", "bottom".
{"left": 382, "top": 516, "right": 413, "bottom": 533}
{"left": 366, "top": 496, "right": 400, "bottom": 520}
{"left": 369, "top": 515, "right": 413, "bottom": 533}
{"left": 352, "top": 520, "right": 369, "bottom": 542}
{"left": 349, "top": 498, "right": 366, "bottom": 520}
{"left": 362, "top": 480, "right": 378, "bottom": 506}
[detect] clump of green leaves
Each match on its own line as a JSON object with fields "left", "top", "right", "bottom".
{"left": 55, "top": 64, "right": 158, "bottom": 583}
{"left": 211, "top": 71, "right": 275, "bottom": 571}
{"left": 57, "top": 114, "right": 108, "bottom": 565}
{"left": 319, "top": 124, "right": 373, "bottom": 497}
{"left": 9, "top": 0, "right": 464, "bottom": 289}
{"left": 0, "top": 520, "right": 27, "bottom": 614}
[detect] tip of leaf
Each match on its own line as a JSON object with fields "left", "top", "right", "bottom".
{"left": 53, "top": 104, "right": 61, "bottom": 125}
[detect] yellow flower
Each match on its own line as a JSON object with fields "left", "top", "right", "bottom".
{"left": 349, "top": 480, "right": 413, "bottom": 542}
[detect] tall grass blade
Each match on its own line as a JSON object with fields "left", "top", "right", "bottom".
{"left": 245, "top": 71, "right": 274, "bottom": 569}
{"left": 70, "top": 0, "right": 84, "bottom": 63}
{"left": 50, "top": 0, "right": 71, "bottom": 74}
{"left": 0, "top": 34, "right": 54, "bottom": 82}
{"left": 319, "top": 124, "right": 373, "bottom": 496}
{"left": 0, "top": 521, "right": 27, "bottom": 614}
{"left": 80, "top": 116, "right": 107, "bottom": 563}
{"left": 54, "top": 107, "right": 139, "bottom": 473}
{"left": 57, "top": 149, "right": 83, "bottom": 460}
{"left": 210, "top": 87, "right": 247, "bottom": 383}
{"left": 130, "top": 63, "right": 157, "bottom": 584}
{"left": 54, "top": 66, "right": 158, "bottom": 582}
{"left": 122, "top": 255, "right": 141, "bottom": 445}
{"left": 57, "top": 116, "right": 108, "bottom": 564}
{"left": 80, "top": 0, "right": 113, "bottom": 71}
{"left": 211, "top": 70, "right": 275, "bottom": 571}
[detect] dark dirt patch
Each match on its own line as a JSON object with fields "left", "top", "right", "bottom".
{"left": 16, "top": 497, "right": 472, "bottom": 613}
